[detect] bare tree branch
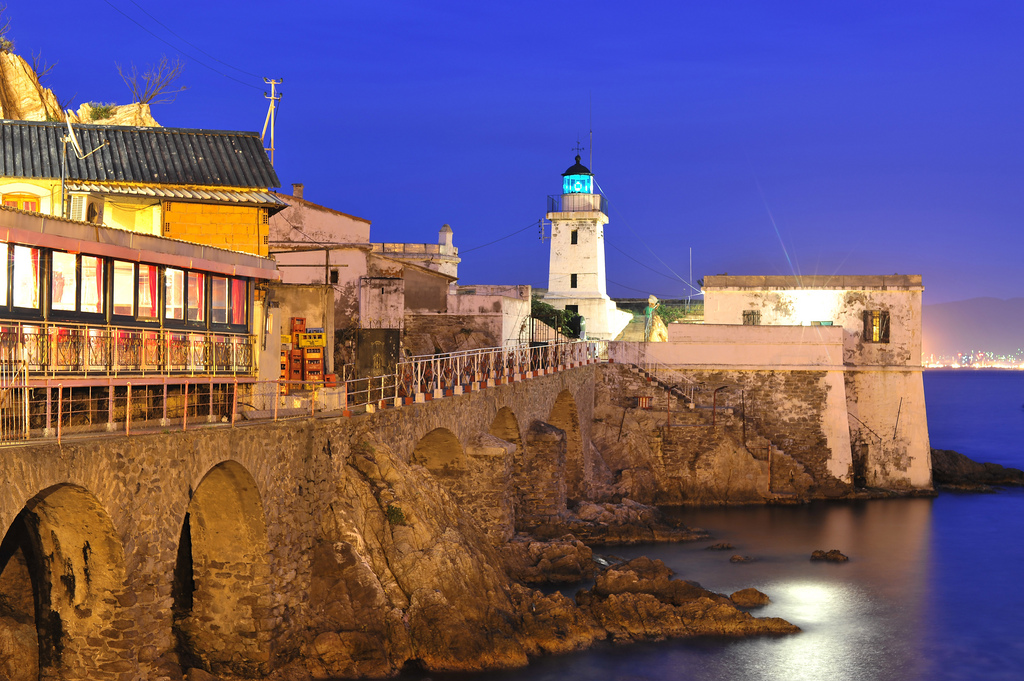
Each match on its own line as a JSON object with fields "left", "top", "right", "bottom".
{"left": 116, "top": 55, "right": 187, "bottom": 105}
{"left": 30, "top": 51, "right": 55, "bottom": 80}
{"left": 0, "top": 4, "right": 14, "bottom": 54}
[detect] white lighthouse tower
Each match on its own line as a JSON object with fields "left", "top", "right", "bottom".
{"left": 543, "top": 154, "right": 633, "bottom": 340}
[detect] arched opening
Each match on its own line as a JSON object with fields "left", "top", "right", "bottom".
{"left": 411, "top": 428, "right": 465, "bottom": 476}
{"left": 173, "top": 461, "right": 270, "bottom": 676}
{"left": 547, "top": 390, "right": 584, "bottom": 501}
{"left": 0, "top": 485, "right": 130, "bottom": 680}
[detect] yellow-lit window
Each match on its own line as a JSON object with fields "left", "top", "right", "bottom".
{"left": 212, "top": 277, "right": 228, "bottom": 324}
{"left": 2, "top": 193, "right": 40, "bottom": 212}
{"left": 51, "top": 252, "right": 78, "bottom": 311}
{"left": 13, "top": 246, "right": 40, "bottom": 309}
{"left": 165, "top": 268, "right": 184, "bottom": 320}
{"left": 187, "top": 272, "right": 205, "bottom": 323}
{"left": 81, "top": 256, "right": 104, "bottom": 314}
{"left": 139, "top": 265, "right": 159, "bottom": 320}
{"left": 113, "top": 261, "right": 136, "bottom": 316}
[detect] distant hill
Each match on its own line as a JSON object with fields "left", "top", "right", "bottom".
{"left": 923, "top": 298, "right": 1024, "bottom": 358}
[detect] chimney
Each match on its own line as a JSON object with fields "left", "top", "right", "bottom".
{"left": 292, "top": 183, "right": 304, "bottom": 200}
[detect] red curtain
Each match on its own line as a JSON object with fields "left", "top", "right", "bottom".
{"left": 231, "top": 279, "right": 246, "bottom": 326}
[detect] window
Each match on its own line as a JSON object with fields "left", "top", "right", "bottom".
{"left": 570, "top": 273, "right": 578, "bottom": 289}
{"left": 112, "top": 261, "right": 136, "bottom": 316}
{"left": 863, "top": 310, "right": 890, "bottom": 343}
{"left": 165, "top": 268, "right": 184, "bottom": 320}
{"left": 570, "top": 230, "right": 578, "bottom": 245}
{"left": 13, "top": 246, "right": 40, "bottom": 309}
{"left": 212, "top": 277, "right": 229, "bottom": 324}
{"left": 742, "top": 310, "right": 761, "bottom": 326}
{"left": 230, "top": 279, "right": 247, "bottom": 326}
{"left": 80, "top": 256, "right": 104, "bottom": 314}
{"left": 187, "top": 272, "right": 205, "bottom": 322}
{"left": 2, "top": 193, "right": 39, "bottom": 212}
{"left": 566, "top": 304, "right": 579, "bottom": 314}
{"left": 138, "top": 265, "right": 159, "bottom": 320}
{"left": 330, "top": 269, "right": 340, "bottom": 284}
{"left": 51, "top": 252, "right": 78, "bottom": 311}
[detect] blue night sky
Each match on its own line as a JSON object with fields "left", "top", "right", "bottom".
{"left": 9, "top": 1, "right": 1024, "bottom": 304}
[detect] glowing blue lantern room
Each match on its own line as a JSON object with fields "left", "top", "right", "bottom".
{"left": 562, "top": 155, "right": 593, "bottom": 194}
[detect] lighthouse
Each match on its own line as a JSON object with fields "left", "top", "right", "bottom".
{"left": 543, "top": 155, "right": 633, "bottom": 340}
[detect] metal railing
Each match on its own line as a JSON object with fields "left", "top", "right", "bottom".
{"left": 0, "top": 321, "right": 255, "bottom": 377}
{"left": 547, "top": 193, "right": 608, "bottom": 214}
{"left": 395, "top": 340, "right": 603, "bottom": 400}
{"left": 0, "top": 340, "right": 603, "bottom": 445}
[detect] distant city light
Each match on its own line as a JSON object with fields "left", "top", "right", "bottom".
{"left": 924, "top": 349, "right": 1024, "bottom": 369}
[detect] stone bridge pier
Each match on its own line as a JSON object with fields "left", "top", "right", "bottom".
{"left": 0, "top": 366, "right": 597, "bottom": 680}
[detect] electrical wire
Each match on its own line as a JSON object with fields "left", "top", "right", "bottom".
{"left": 459, "top": 220, "right": 538, "bottom": 254}
{"left": 596, "top": 180, "right": 700, "bottom": 295}
{"left": 606, "top": 238, "right": 687, "bottom": 283}
{"left": 127, "top": 0, "right": 264, "bottom": 79}
{"left": 103, "top": 0, "right": 263, "bottom": 91}
{"left": 607, "top": 277, "right": 698, "bottom": 300}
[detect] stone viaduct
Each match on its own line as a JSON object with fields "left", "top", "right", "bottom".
{"left": 0, "top": 366, "right": 596, "bottom": 680}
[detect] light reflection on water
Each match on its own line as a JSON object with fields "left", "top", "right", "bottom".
{"left": 413, "top": 491, "right": 1024, "bottom": 681}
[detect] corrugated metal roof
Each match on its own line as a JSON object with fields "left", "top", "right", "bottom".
{"left": 67, "top": 182, "right": 287, "bottom": 206}
{"left": 0, "top": 120, "right": 281, "bottom": 189}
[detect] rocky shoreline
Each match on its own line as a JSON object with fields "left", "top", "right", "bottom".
{"left": 182, "top": 437, "right": 800, "bottom": 681}
{"left": 931, "top": 448, "right": 1024, "bottom": 491}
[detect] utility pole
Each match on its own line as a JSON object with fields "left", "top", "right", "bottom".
{"left": 262, "top": 78, "right": 282, "bottom": 165}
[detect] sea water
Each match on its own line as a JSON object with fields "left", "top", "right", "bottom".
{"left": 412, "top": 370, "right": 1024, "bottom": 681}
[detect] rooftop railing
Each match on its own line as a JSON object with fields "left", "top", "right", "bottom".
{"left": 547, "top": 193, "right": 608, "bottom": 214}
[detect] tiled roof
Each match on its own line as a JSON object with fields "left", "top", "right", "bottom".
{"left": 0, "top": 120, "right": 280, "bottom": 189}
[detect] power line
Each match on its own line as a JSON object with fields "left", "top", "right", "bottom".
{"left": 606, "top": 238, "right": 686, "bottom": 283}
{"left": 460, "top": 220, "right": 538, "bottom": 254}
{"left": 596, "top": 180, "right": 700, "bottom": 295}
{"left": 103, "top": 0, "right": 262, "bottom": 91}
{"left": 607, "top": 277, "right": 696, "bottom": 299}
{"left": 127, "top": 0, "right": 263, "bottom": 79}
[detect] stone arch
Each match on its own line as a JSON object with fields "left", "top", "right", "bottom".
{"left": 0, "top": 484, "right": 131, "bottom": 680}
{"left": 547, "top": 389, "right": 584, "bottom": 501}
{"left": 173, "top": 460, "right": 271, "bottom": 676}
{"left": 411, "top": 428, "right": 465, "bottom": 476}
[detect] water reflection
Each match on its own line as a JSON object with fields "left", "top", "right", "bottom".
{"left": 415, "top": 492, "right": 1024, "bottom": 681}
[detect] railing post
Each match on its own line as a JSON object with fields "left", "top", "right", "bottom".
{"left": 107, "top": 378, "right": 115, "bottom": 432}
{"left": 273, "top": 381, "right": 280, "bottom": 421}
{"left": 232, "top": 378, "right": 238, "bottom": 426}
{"left": 126, "top": 382, "right": 132, "bottom": 436}
{"left": 57, "top": 384, "right": 62, "bottom": 445}
{"left": 45, "top": 378, "right": 52, "bottom": 437}
{"left": 162, "top": 376, "right": 169, "bottom": 426}
{"left": 209, "top": 376, "right": 215, "bottom": 423}
{"left": 183, "top": 381, "right": 189, "bottom": 431}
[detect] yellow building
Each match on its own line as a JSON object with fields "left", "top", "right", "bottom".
{"left": 0, "top": 120, "right": 285, "bottom": 257}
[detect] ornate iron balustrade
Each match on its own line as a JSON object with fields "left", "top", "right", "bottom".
{"left": 394, "top": 340, "right": 603, "bottom": 402}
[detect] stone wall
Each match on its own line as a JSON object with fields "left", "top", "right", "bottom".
{"left": 0, "top": 367, "right": 595, "bottom": 680}
{"left": 591, "top": 364, "right": 853, "bottom": 504}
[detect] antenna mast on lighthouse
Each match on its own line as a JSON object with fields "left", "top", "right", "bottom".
{"left": 261, "top": 77, "right": 282, "bottom": 164}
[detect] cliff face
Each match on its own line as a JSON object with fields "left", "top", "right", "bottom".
{"left": 0, "top": 51, "right": 62, "bottom": 121}
{"left": 0, "top": 50, "right": 159, "bottom": 126}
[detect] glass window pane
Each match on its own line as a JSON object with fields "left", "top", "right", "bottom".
{"left": 13, "top": 247, "right": 40, "bottom": 309}
{"left": 81, "top": 256, "right": 104, "bottom": 314}
{"left": 165, "top": 268, "right": 184, "bottom": 320}
{"left": 113, "top": 261, "right": 135, "bottom": 316}
{"left": 212, "top": 277, "right": 228, "bottom": 324}
{"left": 0, "top": 244, "right": 8, "bottom": 307}
{"left": 51, "top": 251, "right": 77, "bottom": 311}
{"left": 187, "top": 272, "right": 205, "bottom": 322}
{"left": 138, "top": 265, "right": 158, "bottom": 320}
{"left": 230, "top": 279, "right": 247, "bottom": 326}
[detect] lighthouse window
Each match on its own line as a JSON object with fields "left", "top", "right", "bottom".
{"left": 571, "top": 230, "right": 578, "bottom": 244}
{"left": 570, "top": 274, "right": 578, "bottom": 289}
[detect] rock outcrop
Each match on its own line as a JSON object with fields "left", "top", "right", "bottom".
{"left": 730, "top": 588, "right": 771, "bottom": 607}
{"left": 931, "top": 448, "right": 1024, "bottom": 489}
{"left": 0, "top": 51, "right": 62, "bottom": 121}
{"left": 810, "top": 549, "right": 849, "bottom": 563}
{"left": 576, "top": 557, "right": 798, "bottom": 640}
{"left": 0, "top": 50, "right": 159, "bottom": 126}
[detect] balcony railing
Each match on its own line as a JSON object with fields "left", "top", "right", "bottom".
{"left": 547, "top": 193, "right": 608, "bottom": 214}
{"left": 0, "top": 321, "right": 255, "bottom": 377}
